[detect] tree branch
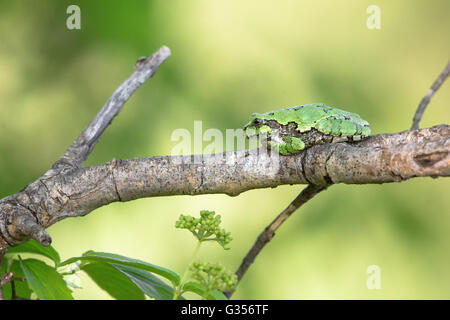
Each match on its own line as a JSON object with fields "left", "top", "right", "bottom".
{"left": 48, "top": 46, "right": 171, "bottom": 174}
{"left": 0, "top": 125, "right": 447, "bottom": 252}
{"left": 225, "top": 184, "right": 327, "bottom": 298}
{"left": 0, "top": 47, "right": 448, "bottom": 259}
{"left": 411, "top": 60, "right": 450, "bottom": 130}
{"left": 0, "top": 47, "right": 171, "bottom": 251}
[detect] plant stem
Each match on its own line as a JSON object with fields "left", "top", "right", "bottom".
{"left": 173, "top": 240, "right": 202, "bottom": 300}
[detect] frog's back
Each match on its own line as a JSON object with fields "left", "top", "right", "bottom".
{"left": 245, "top": 103, "right": 371, "bottom": 154}
{"left": 257, "top": 103, "right": 370, "bottom": 135}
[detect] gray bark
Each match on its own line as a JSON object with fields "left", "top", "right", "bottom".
{"left": 0, "top": 47, "right": 448, "bottom": 253}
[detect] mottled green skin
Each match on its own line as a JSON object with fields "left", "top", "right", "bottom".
{"left": 244, "top": 103, "right": 371, "bottom": 155}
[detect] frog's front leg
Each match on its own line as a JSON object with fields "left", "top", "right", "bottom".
{"left": 268, "top": 134, "right": 305, "bottom": 155}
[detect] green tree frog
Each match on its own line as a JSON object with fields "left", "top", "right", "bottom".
{"left": 244, "top": 103, "right": 371, "bottom": 155}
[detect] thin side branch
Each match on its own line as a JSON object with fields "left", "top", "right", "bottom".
{"left": 225, "top": 184, "right": 327, "bottom": 298}
{"left": 411, "top": 60, "right": 450, "bottom": 130}
{"left": 49, "top": 46, "right": 171, "bottom": 173}
{"left": 0, "top": 272, "right": 13, "bottom": 287}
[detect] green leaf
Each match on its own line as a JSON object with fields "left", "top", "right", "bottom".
{"left": 0, "top": 255, "right": 8, "bottom": 274}
{"left": 81, "top": 262, "right": 145, "bottom": 300}
{"left": 7, "top": 240, "right": 60, "bottom": 266}
{"left": 19, "top": 258, "right": 73, "bottom": 300}
{"left": 60, "top": 251, "right": 180, "bottom": 286}
{"left": 182, "top": 281, "right": 228, "bottom": 300}
{"left": 110, "top": 263, "right": 176, "bottom": 300}
{"left": 0, "top": 258, "right": 33, "bottom": 300}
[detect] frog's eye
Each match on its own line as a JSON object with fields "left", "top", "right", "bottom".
{"left": 253, "top": 118, "right": 263, "bottom": 125}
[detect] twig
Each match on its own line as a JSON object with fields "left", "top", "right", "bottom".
{"left": 225, "top": 184, "right": 327, "bottom": 298}
{"left": 411, "top": 60, "right": 450, "bottom": 130}
{"left": 10, "top": 277, "right": 16, "bottom": 299}
{"left": 10, "top": 277, "right": 25, "bottom": 300}
{"left": 48, "top": 46, "right": 171, "bottom": 173}
{"left": 0, "top": 272, "right": 14, "bottom": 287}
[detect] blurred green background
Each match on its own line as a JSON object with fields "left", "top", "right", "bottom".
{"left": 0, "top": 0, "right": 449, "bottom": 299}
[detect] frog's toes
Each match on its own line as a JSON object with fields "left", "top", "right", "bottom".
{"left": 276, "top": 136, "right": 305, "bottom": 155}
{"left": 362, "top": 125, "right": 371, "bottom": 137}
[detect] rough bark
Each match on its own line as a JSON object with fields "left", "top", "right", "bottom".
{"left": 0, "top": 46, "right": 448, "bottom": 253}
{"left": 0, "top": 124, "right": 448, "bottom": 251}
